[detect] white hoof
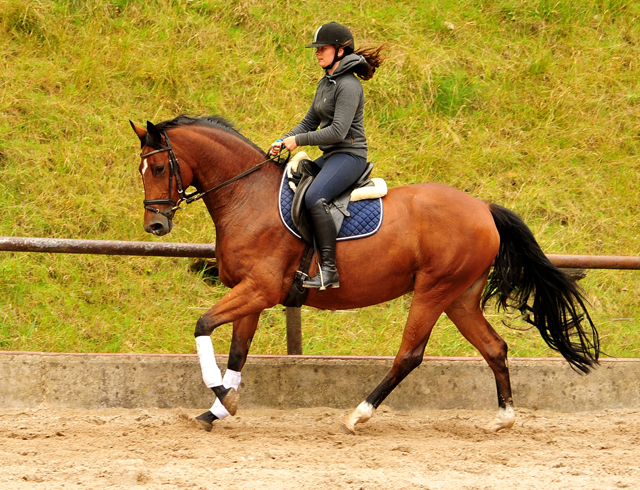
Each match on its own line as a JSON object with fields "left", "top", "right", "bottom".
{"left": 342, "top": 401, "right": 374, "bottom": 434}
{"left": 483, "top": 404, "right": 515, "bottom": 432}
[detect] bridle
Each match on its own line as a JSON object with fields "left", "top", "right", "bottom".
{"left": 141, "top": 130, "right": 289, "bottom": 219}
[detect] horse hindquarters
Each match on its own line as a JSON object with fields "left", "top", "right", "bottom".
{"left": 444, "top": 203, "right": 600, "bottom": 432}
{"left": 343, "top": 186, "right": 502, "bottom": 433}
{"left": 344, "top": 267, "right": 516, "bottom": 435}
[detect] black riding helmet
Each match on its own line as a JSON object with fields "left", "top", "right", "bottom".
{"left": 306, "top": 22, "right": 355, "bottom": 69}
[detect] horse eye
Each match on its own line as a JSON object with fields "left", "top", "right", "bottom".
{"left": 153, "top": 165, "right": 166, "bottom": 177}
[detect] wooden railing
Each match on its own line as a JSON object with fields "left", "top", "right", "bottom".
{"left": 2, "top": 236, "right": 639, "bottom": 354}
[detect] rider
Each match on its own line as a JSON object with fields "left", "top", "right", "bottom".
{"left": 270, "top": 22, "right": 384, "bottom": 290}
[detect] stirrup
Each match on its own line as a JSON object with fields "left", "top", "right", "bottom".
{"left": 302, "top": 268, "right": 340, "bottom": 290}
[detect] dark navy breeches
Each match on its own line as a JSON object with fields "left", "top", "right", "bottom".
{"left": 304, "top": 153, "right": 368, "bottom": 209}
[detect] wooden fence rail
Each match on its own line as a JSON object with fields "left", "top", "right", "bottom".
{"left": 2, "top": 236, "right": 639, "bottom": 355}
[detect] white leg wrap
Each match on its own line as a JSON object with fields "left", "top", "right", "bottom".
{"left": 211, "top": 398, "right": 230, "bottom": 419}
{"left": 209, "top": 369, "right": 242, "bottom": 420}
{"left": 195, "top": 336, "right": 222, "bottom": 388}
{"left": 222, "top": 369, "right": 242, "bottom": 390}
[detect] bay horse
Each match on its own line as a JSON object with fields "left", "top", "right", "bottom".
{"left": 130, "top": 115, "right": 599, "bottom": 434}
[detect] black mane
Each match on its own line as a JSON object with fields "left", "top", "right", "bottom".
{"left": 142, "top": 115, "right": 265, "bottom": 155}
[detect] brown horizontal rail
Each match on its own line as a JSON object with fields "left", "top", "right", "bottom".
{"left": 1, "top": 237, "right": 638, "bottom": 270}
{"left": 547, "top": 254, "right": 640, "bottom": 270}
{"left": 1, "top": 237, "right": 637, "bottom": 357}
{"left": 0, "top": 236, "right": 216, "bottom": 258}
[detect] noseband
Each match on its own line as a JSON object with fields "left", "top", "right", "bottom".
{"left": 141, "top": 130, "right": 288, "bottom": 220}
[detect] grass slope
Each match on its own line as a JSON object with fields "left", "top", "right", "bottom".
{"left": 1, "top": 0, "right": 639, "bottom": 357}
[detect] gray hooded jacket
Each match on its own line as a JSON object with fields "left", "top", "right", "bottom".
{"left": 283, "top": 53, "right": 368, "bottom": 159}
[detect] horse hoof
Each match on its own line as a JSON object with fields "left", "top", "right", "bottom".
{"left": 483, "top": 421, "right": 500, "bottom": 433}
{"left": 342, "top": 401, "right": 374, "bottom": 435}
{"left": 220, "top": 388, "right": 239, "bottom": 416}
{"left": 340, "top": 420, "right": 356, "bottom": 435}
{"left": 483, "top": 405, "right": 515, "bottom": 433}
{"left": 483, "top": 420, "right": 514, "bottom": 433}
{"left": 195, "top": 411, "right": 216, "bottom": 432}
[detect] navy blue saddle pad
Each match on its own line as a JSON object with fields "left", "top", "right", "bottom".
{"left": 278, "top": 171, "right": 383, "bottom": 241}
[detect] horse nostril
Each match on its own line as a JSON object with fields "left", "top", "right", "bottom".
{"left": 150, "top": 222, "right": 164, "bottom": 234}
{"left": 145, "top": 216, "right": 172, "bottom": 236}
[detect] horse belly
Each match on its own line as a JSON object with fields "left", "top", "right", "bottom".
{"left": 304, "top": 183, "right": 498, "bottom": 311}
{"left": 305, "top": 262, "right": 415, "bottom": 310}
{"left": 305, "top": 210, "right": 419, "bottom": 310}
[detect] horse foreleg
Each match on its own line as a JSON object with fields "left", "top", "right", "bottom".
{"left": 194, "top": 279, "right": 277, "bottom": 337}
{"left": 195, "top": 313, "right": 261, "bottom": 431}
{"left": 445, "top": 271, "right": 515, "bottom": 433}
{"left": 193, "top": 280, "right": 277, "bottom": 431}
{"left": 343, "top": 294, "right": 444, "bottom": 434}
{"left": 194, "top": 334, "right": 240, "bottom": 431}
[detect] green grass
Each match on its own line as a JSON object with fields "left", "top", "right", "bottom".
{"left": 1, "top": 0, "right": 639, "bottom": 358}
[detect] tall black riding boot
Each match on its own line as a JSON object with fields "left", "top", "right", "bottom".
{"left": 303, "top": 198, "right": 340, "bottom": 290}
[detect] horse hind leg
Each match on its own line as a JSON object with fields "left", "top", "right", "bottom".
{"left": 445, "top": 269, "right": 515, "bottom": 432}
{"left": 343, "top": 292, "right": 445, "bottom": 434}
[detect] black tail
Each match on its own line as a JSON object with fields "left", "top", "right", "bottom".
{"left": 482, "top": 203, "right": 600, "bottom": 373}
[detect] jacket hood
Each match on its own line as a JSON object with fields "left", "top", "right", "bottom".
{"left": 325, "top": 53, "right": 367, "bottom": 79}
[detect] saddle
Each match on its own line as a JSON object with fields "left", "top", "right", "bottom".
{"left": 286, "top": 152, "right": 387, "bottom": 246}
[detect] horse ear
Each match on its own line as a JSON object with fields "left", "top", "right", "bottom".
{"left": 146, "top": 121, "right": 164, "bottom": 145}
{"left": 129, "top": 120, "right": 147, "bottom": 140}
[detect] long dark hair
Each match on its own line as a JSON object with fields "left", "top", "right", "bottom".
{"left": 342, "top": 43, "right": 386, "bottom": 81}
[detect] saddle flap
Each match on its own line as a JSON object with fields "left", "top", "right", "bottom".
{"left": 284, "top": 154, "right": 384, "bottom": 245}
{"left": 291, "top": 174, "right": 316, "bottom": 244}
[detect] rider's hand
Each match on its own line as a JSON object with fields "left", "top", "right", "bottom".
{"left": 269, "top": 140, "right": 283, "bottom": 156}
{"left": 270, "top": 136, "right": 298, "bottom": 156}
{"left": 282, "top": 136, "right": 298, "bottom": 152}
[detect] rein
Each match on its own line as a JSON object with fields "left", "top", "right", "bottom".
{"left": 141, "top": 130, "right": 289, "bottom": 219}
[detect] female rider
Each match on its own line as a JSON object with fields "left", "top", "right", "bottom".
{"left": 270, "top": 22, "right": 384, "bottom": 290}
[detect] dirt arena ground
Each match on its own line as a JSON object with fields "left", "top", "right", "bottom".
{"left": 0, "top": 405, "right": 639, "bottom": 489}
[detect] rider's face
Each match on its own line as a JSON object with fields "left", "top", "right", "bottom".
{"left": 315, "top": 45, "right": 339, "bottom": 69}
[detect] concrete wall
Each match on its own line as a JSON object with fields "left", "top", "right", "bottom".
{"left": 1, "top": 352, "right": 639, "bottom": 412}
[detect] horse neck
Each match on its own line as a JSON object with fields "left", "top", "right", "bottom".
{"left": 177, "top": 126, "right": 283, "bottom": 231}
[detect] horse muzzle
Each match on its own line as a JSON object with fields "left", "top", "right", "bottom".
{"left": 144, "top": 213, "right": 174, "bottom": 236}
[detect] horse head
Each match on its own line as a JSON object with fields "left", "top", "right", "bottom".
{"left": 130, "top": 120, "right": 194, "bottom": 236}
